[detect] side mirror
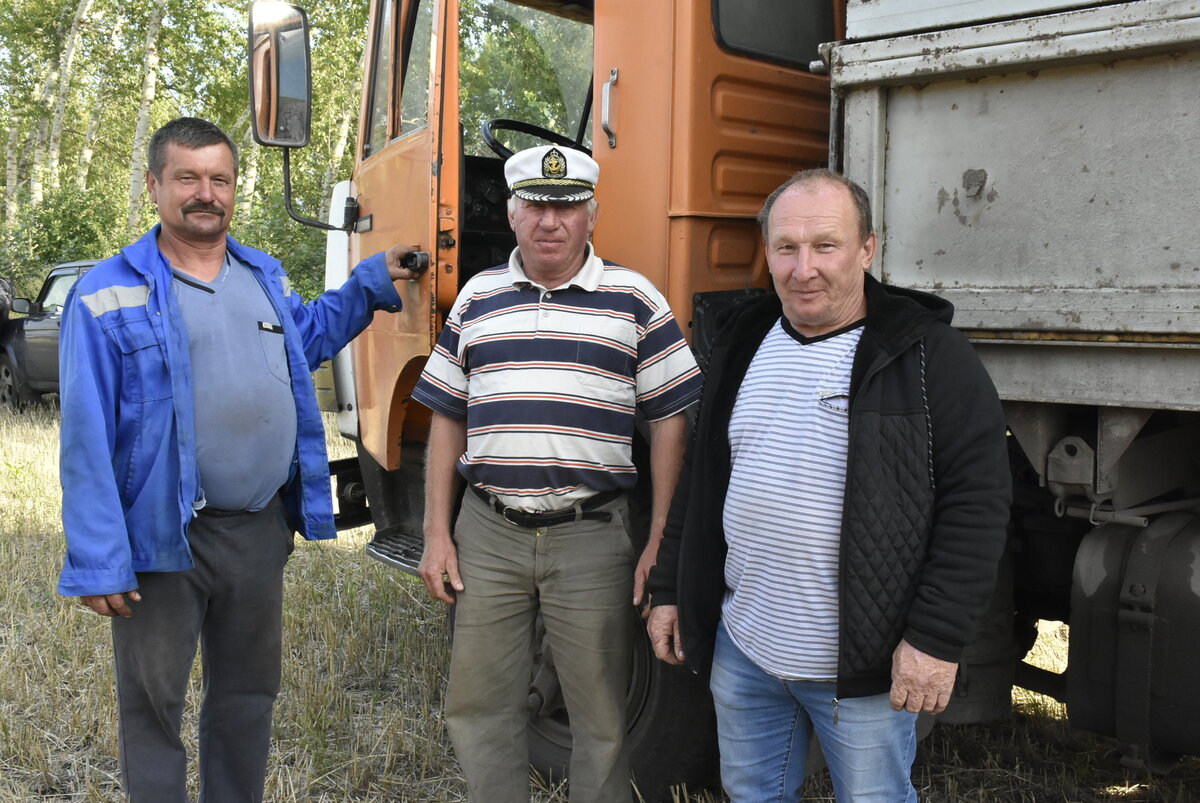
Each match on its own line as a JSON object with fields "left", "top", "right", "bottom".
{"left": 11, "top": 298, "right": 31, "bottom": 315}
{"left": 248, "top": 1, "right": 312, "bottom": 149}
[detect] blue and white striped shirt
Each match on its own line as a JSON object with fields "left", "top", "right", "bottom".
{"left": 412, "top": 245, "right": 702, "bottom": 511}
{"left": 721, "top": 318, "right": 863, "bottom": 680}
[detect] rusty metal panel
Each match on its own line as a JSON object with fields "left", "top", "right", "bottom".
{"left": 846, "top": 0, "right": 1108, "bottom": 39}
{"left": 832, "top": 0, "right": 1200, "bottom": 421}
{"left": 877, "top": 49, "right": 1200, "bottom": 333}
{"left": 843, "top": 50, "right": 1200, "bottom": 332}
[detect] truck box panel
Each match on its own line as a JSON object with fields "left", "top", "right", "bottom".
{"left": 878, "top": 50, "right": 1200, "bottom": 334}
{"left": 834, "top": 0, "right": 1200, "bottom": 409}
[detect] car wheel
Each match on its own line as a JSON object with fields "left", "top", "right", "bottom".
{"left": 0, "top": 354, "right": 28, "bottom": 408}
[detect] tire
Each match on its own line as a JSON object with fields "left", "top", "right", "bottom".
{"left": 521, "top": 426, "right": 718, "bottom": 799}
{"left": 357, "top": 439, "right": 425, "bottom": 535}
{"left": 0, "top": 353, "right": 33, "bottom": 409}
{"left": 525, "top": 609, "right": 719, "bottom": 802}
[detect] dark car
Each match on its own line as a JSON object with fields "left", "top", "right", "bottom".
{"left": 0, "top": 260, "right": 96, "bottom": 407}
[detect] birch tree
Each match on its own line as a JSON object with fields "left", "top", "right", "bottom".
{"left": 28, "top": 70, "right": 58, "bottom": 205}
{"left": 0, "top": 0, "right": 369, "bottom": 297}
{"left": 46, "top": 0, "right": 94, "bottom": 191}
{"left": 126, "top": 0, "right": 167, "bottom": 237}
{"left": 4, "top": 126, "right": 19, "bottom": 229}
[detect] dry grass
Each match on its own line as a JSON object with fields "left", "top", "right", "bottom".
{"left": 2, "top": 404, "right": 1199, "bottom": 801}
{"left": 0, "top": 404, "right": 463, "bottom": 802}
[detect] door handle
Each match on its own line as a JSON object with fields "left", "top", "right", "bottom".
{"left": 601, "top": 68, "right": 618, "bottom": 148}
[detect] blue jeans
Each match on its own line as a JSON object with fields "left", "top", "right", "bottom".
{"left": 710, "top": 621, "right": 919, "bottom": 803}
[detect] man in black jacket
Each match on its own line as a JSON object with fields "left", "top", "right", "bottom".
{"left": 646, "top": 169, "right": 1011, "bottom": 802}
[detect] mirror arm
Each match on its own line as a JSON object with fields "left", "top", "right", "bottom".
{"left": 281, "top": 147, "right": 345, "bottom": 232}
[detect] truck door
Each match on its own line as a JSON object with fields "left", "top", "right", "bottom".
{"left": 350, "top": 0, "right": 442, "bottom": 469}
{"left": 593, "top": 0, "right": 837, "bottom": 339}
{"left": 351, "top": 0, "right": 596, "bottom": 470}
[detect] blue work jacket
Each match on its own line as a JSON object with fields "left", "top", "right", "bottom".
{"left": 57, "top": 226, "right": 402, "bottom": 597}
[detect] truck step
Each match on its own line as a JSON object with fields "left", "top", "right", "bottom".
{"left": 365, "top": 524, "right": 423, "bottom": 575}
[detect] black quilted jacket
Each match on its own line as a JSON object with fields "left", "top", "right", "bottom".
{"left": 648, "top": 273, "right": 1012, "bottom": 698}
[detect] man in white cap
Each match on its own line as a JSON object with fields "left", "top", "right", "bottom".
{"left": 411, "top": 145, "right": 703, "bottom": 802}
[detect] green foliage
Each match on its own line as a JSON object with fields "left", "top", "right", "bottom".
{"left": 233, "top": 196, "right": 328, "bottom": 302}
{"left": 0, "top": 0, "right": 367, "bottom": 300}
{"left": 4, "top": 183, "right": 123, "bottom": 296}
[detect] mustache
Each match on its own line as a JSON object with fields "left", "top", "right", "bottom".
{"left": 181, "top": 202, "right": 225, "bottom": 217}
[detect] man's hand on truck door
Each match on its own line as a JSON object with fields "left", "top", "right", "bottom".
{"left": 419, "top": 530, "right": 463, "bottom": 604}
{"left": 383, "top": 243, "right": 427, "bottom": 281}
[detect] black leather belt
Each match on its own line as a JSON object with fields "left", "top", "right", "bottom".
{"left": 470, "top": 485, "right": 621, "bottom": 528}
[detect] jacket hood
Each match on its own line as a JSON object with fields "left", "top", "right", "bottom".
{"left": 861, "top": 272, "right": 954, "bottom": 352}
{"left": 870, "top": 273, "right": 954, "bottom": 324}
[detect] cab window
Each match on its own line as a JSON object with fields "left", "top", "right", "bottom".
{"left": 363, "top": 0, "right": 395, "bottom": 156}
{"left": 399, "top": 0, "right": 435, "bottom": 132}
{"left": 712, "top": 0, "right": 835, "bottom": 69}
{"left": 458, "top": 0, "right": 593, "bottom": 157}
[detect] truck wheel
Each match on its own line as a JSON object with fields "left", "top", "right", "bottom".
{"left": 444, "top": 605, "right": 719, "bottom": 800}
{"left": 525, "top": 609, "right": 718, "bottom": 801}
{"left": 358, "top": 440, "right": 425, "bottom": 530}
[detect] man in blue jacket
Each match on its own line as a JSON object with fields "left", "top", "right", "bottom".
{"left": 57, "top": 117, "right": 419, "bottom": 802}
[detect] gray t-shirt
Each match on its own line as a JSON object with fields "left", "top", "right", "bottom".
{"left": 172, "top": 254, "right": 297, "bottom": 511}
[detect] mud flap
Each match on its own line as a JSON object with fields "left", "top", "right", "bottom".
{"left": 1067, "top": 512, "right": 1200, "bottom": 771}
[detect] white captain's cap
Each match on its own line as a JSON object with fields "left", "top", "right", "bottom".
{"left": 504, "top": 145, "right": 598, "bottom": 202}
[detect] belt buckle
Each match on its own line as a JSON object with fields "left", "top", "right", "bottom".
{"left": 501, "top": 505, "right": 523, "bottom": 526}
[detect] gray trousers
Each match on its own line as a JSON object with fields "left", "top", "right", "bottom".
{"left": 446, "top": 490, "right": 635, "bottom": 803}
{"left": 111, "top": 497, "right": 292, "bottom": 803}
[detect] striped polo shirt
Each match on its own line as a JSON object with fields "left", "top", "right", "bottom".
{"left": 721, "top": 317, "right": 864, "bottom": 680}
{"left": 412, "top": 245, "right": 702, "bottom": 511}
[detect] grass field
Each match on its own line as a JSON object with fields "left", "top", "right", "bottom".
{"left": 2, "top": 404, "right": 1199, "bottom": 801}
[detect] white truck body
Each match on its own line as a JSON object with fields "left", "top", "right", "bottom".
{"left": 829, "top": 0, "right": 1200, "bottom": 768}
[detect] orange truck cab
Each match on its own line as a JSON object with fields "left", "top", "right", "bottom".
{"left": 249, "top": 0, "right": 839, "bottom": 795}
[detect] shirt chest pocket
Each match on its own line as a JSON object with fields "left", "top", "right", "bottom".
{"left": 110, "top": 319, "right": 172, "bottom": 403}
{"left": 818, "top": 387, "right": 851, "bottom": 414}
{"left": 256, "top": 321, "right": 290, "bottom": 384}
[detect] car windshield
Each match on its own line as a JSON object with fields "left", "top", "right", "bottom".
{"left": 459, "top": 0, "right": 593, "bottom": 157}
{"left": 40, "top": 272, "right": 80, "bottom": 311}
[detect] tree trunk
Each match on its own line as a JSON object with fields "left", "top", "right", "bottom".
{"left": 126, "top": 0, "right": 167, "bottom": 237}
{"left": 30, "top": 119, "right": 50, "bottom": 206}
{"left": 319, "top": 102, "right": 357, "bottom": 222}
{"left": 75, "top": 104, "right": 104, "bottom": 192}
{"left": 318, "top": 53, "right": 365, "bottom": 222}
{"left": 27, "top": 6, "right": 73, "bottom": 207}
{"left": 5, "top": 126, "right": 20, "bottom": 230}
{"left": 47, "top": 0, "right": 95, "bottom": 192}
{"left": 239, "top": 120, "right": 260, "bottom": 220}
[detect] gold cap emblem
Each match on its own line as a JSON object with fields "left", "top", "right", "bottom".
{"left": 542, "top": 148, "right": 568, "bottom": 179}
